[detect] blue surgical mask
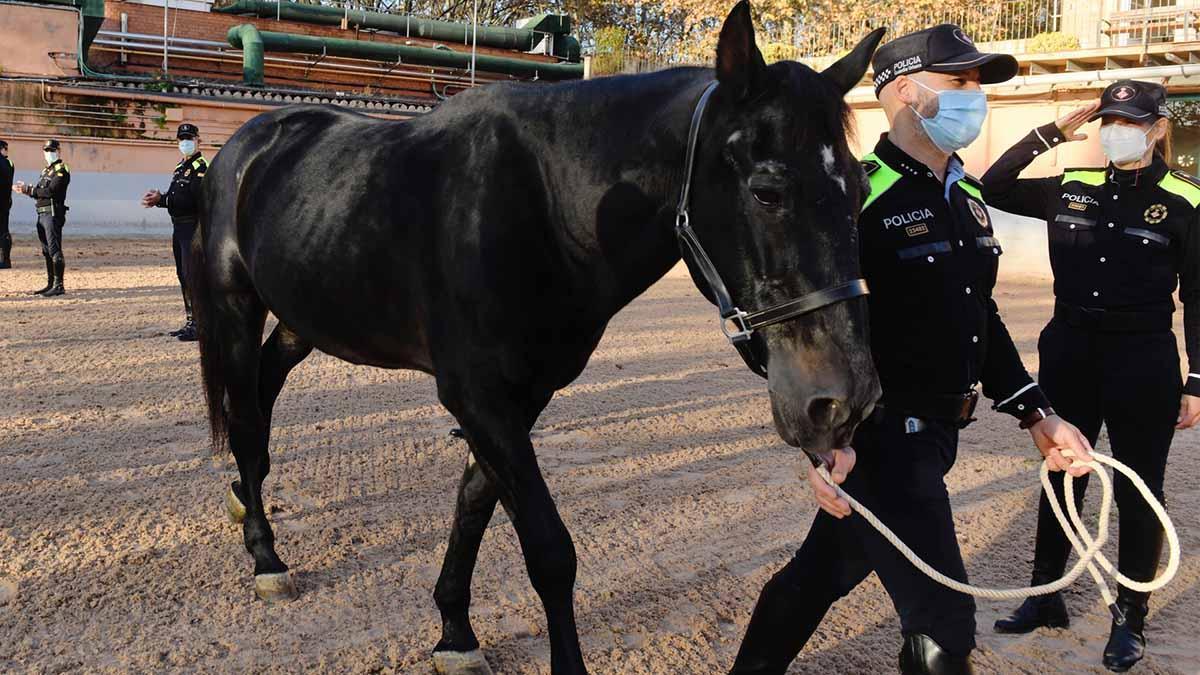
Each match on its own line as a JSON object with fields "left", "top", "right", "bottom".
{"left": 179, "top": 139, "right": 197, "bottom": 156}
{"left": 909, "top": 79, "right": 989, "bottom": 153}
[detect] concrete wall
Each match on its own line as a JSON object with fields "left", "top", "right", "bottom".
{"left": 0, "top": 4, "right": 81, "bottom": 77}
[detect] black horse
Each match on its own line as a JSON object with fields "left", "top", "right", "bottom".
{"left": 191, "top": 3, "right": 883, "bottom": 672}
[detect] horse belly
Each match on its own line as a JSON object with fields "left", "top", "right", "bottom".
{"left": 248, "top": 223, "right": 432, "bottom": 371}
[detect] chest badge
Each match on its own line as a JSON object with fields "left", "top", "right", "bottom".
{"left": 1144, "top": 204, "right": 1168, "bottom": 224}
{"left": 967, "top": 199, "right": 989, "bottom": 228}
{"left": 1068, "top": 201, "right": 1088, "bottom": 211}
{"left": 905, "top": 223, "right": 929, "bottom": 237}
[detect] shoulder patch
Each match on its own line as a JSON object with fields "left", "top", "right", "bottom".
{"left": 1170, "top": 169, "right": 1200, "bottom": 188}
{"left": 1158, "top": 170, "right": 1200, "bottom": 209}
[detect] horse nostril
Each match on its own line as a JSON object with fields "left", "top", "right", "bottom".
{"left": 807, "top": 397, "right": 846, "bottom": 429}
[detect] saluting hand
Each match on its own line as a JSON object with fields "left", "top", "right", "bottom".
{"left": 806, "top": 447, "right": 855, "bottom": 519}
{"left": 12, "top": 181, "right": 25, "bottom": 194}
{"left": 1177, "top": 394, "right": 1200, "bottom": 430}
{"left": 1029, "top": 416, "right": 1094, "bottom": 477}
{"left": 141, "top": 189, "right": 161, "bottom": 208}
{"left": 1055, "top": 101, "right": 1102, "bottom": 142}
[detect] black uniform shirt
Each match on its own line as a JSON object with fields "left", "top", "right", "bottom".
{"left": 1, "top": 155, "right": 13, "bottom": 211}
{"left": 860, "top": 135, "right": 1050, "bottom": 419}
{"left": 982, "top": 121, "right": 1200, "bottom": 395}
{"left": 157, "top": 153, "right": 207, "bottom": 222}
{"left": 24, "top": 159, "right": 70, "bottom": 212}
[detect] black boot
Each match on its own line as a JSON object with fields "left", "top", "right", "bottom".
{"left": 994, "top": 591, "right": 1069, "bottom": 633}
{"left": 175, "top": 319, "right": 197, "bottom": 342}
{"left": 1103, "top": 590, "right": 1149, "bottom": 672}
{"left": 42, "top": 257, "right": 65, "bottom": 297}
{"left": 899, "top": 633, "right": 974, "bottom": 675}
{"left": 30, "top": 255, "right": 53, "bottom": 294}
{"left": 0, "top": 233, "right": 11, "bottom": 269}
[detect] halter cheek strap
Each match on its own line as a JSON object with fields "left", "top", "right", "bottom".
{"left": 674, "top": 80, "right": 870, "bottom": 378}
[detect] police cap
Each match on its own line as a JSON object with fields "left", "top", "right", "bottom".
{"left": 43, "top": 139, "right": 60, "bottom": 152}
{"left": 871, "top": 24, "right": 1018, "bottom": 95}
{"left": 0, "top": 139, "right": 7, "bottom": 151}
{"left": 1088, "top": 80, "right": 1168, "bottom": 122}
{"left": 177, "top": 123, "right": 200, "bottom": 139}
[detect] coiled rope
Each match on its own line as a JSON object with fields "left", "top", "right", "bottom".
{"left": 817, "top": 450, "right": 1180, "bottom": 619}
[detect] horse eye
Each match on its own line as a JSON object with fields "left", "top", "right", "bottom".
{"left": 752, "top": 187, "right": 784, "bottom": 207}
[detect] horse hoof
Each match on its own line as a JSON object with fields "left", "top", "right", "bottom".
{"left": 432, "top": 649, "right": 493, "bottom": 675}
{"left": 254, "top": 572, "right": 298, "bottom": 603}
{"left": 225, "top": 483, "right": 247, "bottom": 524}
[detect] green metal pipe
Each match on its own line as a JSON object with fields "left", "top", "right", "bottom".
{"left": 213, "top": 0, "right": 578, "bottom": 61}
{"left": 228, "top": 23, "right": 265, "bottom": 86}
{"left": 226, "top": 24, "right": 583, "bottom": 82}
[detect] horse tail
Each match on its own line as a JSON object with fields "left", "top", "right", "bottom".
{"left": 191, "top": 170, "right": 229, "bottom": 455}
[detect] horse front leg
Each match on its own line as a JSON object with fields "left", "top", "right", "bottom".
{"left": 441, "top": 388, "right": 586, "bottom": 675}
{"left": 433, "top": 451, "right": 501, "bottom": 675}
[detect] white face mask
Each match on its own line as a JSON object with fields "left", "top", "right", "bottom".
{"left": 44, "top": 151, "right": 58, "bottom": 165}
{"left": 179, "top": 139, "right": 197, "bottom": 156}
{"left": 1100, "top": 123, "right": 1152, "bottom": 164}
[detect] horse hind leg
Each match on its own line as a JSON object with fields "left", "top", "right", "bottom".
{"left": 214, "top": 292, "right": 299, "bottom": 603}
{"left": 226, "top": 322, "right": 313, "bottom": 526}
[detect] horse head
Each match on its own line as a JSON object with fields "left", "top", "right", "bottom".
{"left": 681, "top": 2, "right": 884, "bottom": 460}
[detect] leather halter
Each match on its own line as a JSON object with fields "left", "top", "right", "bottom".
{"left": 675, "top": 81, "right": 870, "bottom": 378}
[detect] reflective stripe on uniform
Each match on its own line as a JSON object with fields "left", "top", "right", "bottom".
{"left": 1158, "top": 171, "right": 1200, "bottom": 208}
{"left": 1062, "top": 169, "right": 1105, "bottom": 186}
{"left": 957, "top": 180, "right": 983, "bottom": 201}
{"left": 861, "top": 152, "right": 903, "bottom": 212}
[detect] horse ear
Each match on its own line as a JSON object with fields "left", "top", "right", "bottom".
{"left": 822, "top": 27, "right": 887, "bottom": 95}
{"left": 716, "top": 0, "right": 766, "bottom": 100}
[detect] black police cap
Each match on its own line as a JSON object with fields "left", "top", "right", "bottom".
{"left": 43, "top": 139, "right": 60, "bottom": 152}
{"left": 177, "top": 123, "right": 200, "bottom": 139}
{"left": 0, "top": 139, "right": 7, "bottom": 150}
{"left": 1088, "top": 80, "right": 1168, "bottom": 122}
{"left": 871, "top": 24, "right": 1018, "bottom": 95}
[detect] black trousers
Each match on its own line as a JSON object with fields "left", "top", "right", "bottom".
{"left": 171, "top": 218, "right": 196, "bottom": 317}
{"left": 1032, "top": 317, "right": 1178, "bottom": 585}
{"left": 36, "top": 211, "right": 64, "bottom": 262}
{"left": 730, "top": 411, "right": 976, "bottom": 674}
{"left": 0, "top": 202, "right": 10, "bottom": 237}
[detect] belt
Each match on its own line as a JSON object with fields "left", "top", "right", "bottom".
{"left": 879, "top": 388, "right": 979, "bottom": 428}
{"left": 1054, "top": 300, "right": 1171, "bottom": 333}
{"left": 35, "top": 205, "right": 53, "bottom": 214}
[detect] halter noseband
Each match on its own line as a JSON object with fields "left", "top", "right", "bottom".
{"left": 674, "top": 81, "right": 870, "bottom": 378}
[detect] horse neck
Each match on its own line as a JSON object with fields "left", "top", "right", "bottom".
{"left": 554, "top": 69, "right": 713, "bottom": 314}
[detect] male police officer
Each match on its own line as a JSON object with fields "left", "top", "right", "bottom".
{"left": 13, "top": 139, "right": 70, "bottom": 296}
{"left": 0, "top": 139, "right": 13, "bottom": 269}
{"left": 142, "top": 123, "right": 207, "bottom": 341}
{"left": 730, "top": 26, "right": 1094, "bottom": 675}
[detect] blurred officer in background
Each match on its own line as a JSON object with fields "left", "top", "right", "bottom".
{"left": 0, "top": 139, "right": 12, "bottom": 269}
{"left": 14, "top": 139, "right": 70, "bottom": 296}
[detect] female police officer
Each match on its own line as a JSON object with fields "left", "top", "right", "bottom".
{"left": 982, "top": 80, "right": 1200, "bottom": 672}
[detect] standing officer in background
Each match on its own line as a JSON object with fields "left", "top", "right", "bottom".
{"left": 13, "top": 139, "right": 70, "bottom": 296}
{"left": 985, "top": 80, "right": 1197, "bottom": 672}
{"left": 730, "top": 26, "right": 1094, "bottom": 675}
{"left": 0, "top": 139, "right": 13, "bottom": 269}
{"left": 142, "top": 123, "right": 207, "bottom": 342}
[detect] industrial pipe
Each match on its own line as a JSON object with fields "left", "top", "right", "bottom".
{"left": 213, "top": 0, "right": 580, "bottom": 61}
{"left": 229, "top": 23, "right": 265, "bottom": 86}
{"left": 226, "top": 24, "right": 584, "bottom": 83}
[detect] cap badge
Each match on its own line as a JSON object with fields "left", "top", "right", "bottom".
{"left": 1144, "top": 203, "right": 1168, "bottom": 224}
{"left": 1113, "top": 85, "right": 1136, "bottom": 101}
{"left": 953, "top": 28, "right": 975, "bottom": 46}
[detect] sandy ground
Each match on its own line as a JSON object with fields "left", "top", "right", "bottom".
{"left": 0, "top": 237, "right": 1198, "bottom": 675}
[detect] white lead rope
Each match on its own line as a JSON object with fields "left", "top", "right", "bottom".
{"left": 817, "top": 450, "right": 1181, "bottom": 620}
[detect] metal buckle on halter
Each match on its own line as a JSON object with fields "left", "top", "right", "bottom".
{"left": 720, "top": 308, "right": 753, "bottom": 344}
{"left": 675, "top": 210, "right": 690, "bottom": 231}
